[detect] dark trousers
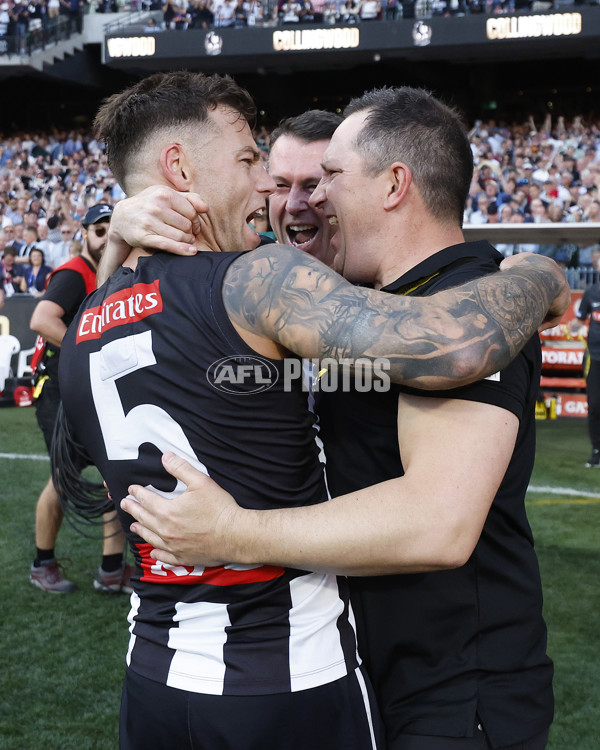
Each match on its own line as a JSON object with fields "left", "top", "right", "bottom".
{"left": 586, "top": 358, "right": 600, "bottom": 450}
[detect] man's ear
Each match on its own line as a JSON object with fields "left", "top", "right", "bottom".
{"left": 384, "top": 162, "right": 412, "bottom": 210}
{"left": 159, "top": 143, "right": 192, "bottom": 192}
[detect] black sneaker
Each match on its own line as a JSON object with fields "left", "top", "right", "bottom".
{"left": 585, "top": 450, "right": 600, "bottom": 468}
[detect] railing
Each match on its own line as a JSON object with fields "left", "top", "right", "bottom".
{"left": 0, "top": 16, "right": 79, "bottom": 57}
{"left": 463, "top": 222, "right": 600, "bottom": 290}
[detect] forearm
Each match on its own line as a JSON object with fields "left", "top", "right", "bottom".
{"left": 218, "top": 479, "right": 476, "bottom": 576}
{"left": 352, "top": 258, "right": 564, "bottom": 389}
{"left": 31, "top": 319, "right": 66, "bottom": 348}
{"left": 225, "top": 246, "right": 566, "bottom": 391}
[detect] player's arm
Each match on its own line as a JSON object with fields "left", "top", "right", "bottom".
{"left": 96, "top": 187, "right": 210, "bottom": 286}
{"left": 30, "top": 299, "right": 68, "bottom": 348}
{"left": 224, "top": 244, "right": 567, "bottom": 389}
{"left": 122, "top": 394, "right": 517, "bottom": 574}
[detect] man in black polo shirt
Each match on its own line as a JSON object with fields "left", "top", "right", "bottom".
{"left": 120, "top": 88, "right": 556, "bottom": 750}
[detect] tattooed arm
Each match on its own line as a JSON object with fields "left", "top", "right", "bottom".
{"left": 224, "top": 245, "right": 568, "bottom": 389}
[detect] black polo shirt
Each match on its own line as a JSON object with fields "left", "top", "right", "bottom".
{"left": 317, "top": 241, "right": 554, "bottom": 747}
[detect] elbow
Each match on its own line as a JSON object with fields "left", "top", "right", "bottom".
{"left": 432, "top": 541, "right": 474, "bottom": 570}
{"left": 450, "top": 344, "right": 509, "bottom": 388}
{"left": 419, "top": 517, "right": 481, "bottom": 571}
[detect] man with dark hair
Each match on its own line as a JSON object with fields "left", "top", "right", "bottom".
{"left": 267, "top": 109, "right": 342, "bottom": 267}
{"left": 1, "top": 248, "right": 26, "bottom": 295}
{"left": 120, "top": 88, "right": 557, "bottom": 750}
{"left": 59, "top": 73, "right": 566, "bottom": 750}
{"left": 29, "top": 203, "right": 131, "bottom": 595}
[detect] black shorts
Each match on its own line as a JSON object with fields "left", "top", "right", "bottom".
{"left": 119, "top": 665, "right": 385, "bottom": 750}
{"left": 34, "top": 377, "right": 61, "bottom": 454}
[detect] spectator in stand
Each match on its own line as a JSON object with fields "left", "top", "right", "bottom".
{"left": 340, "top": 0, "right": 360, "bottom": 22}
{"left": 244, "top": 0, "right": 262, "bottom": 24}
{"left": 216, "top": 0, "right": 235, "bottom": 25}
{"left": 497, "top": 176, "right": 517, "bottom": 206}
{"left": 12, "top": 1, "right": 29, "bottom": 55}
{"left": 468, "top": 193, "right": 491, "bottom": 224}
{"left": 15, "top": 223, "right": 39, "bottom": 260}
{"left": 19, "top": 246, "right": 52, "bottom": 295}
{"left": 359, "top": 0, "right": 380, "bottom": 18}
{"left": 188, "top": 0, "right": 214, "bottom": 28}
{"left": 47, "top": 0, "right": 60, "bottom": 19}
{"left": 162, "top": 0, "right": 177, "bottom": 27}
{"left": 384, "top": 0, "right": 397, "bottom": 19}
{"left": 298, "top": 0, "right": 314, "bottom": 21}
{"left": 143, "top": 15, "right": 162, "bottom": 30}
{"left": 310, "top": 0, "right": 325, "bottom": 20}
{"left": 540, "top": 178, "right": 560, "bottom": 207}
{"left": 1, "top": 247, "right": 26, "bottom": 295}
{"left": 46, "top": 221, "right": 74, "bottom": 268}
{"left": 60, "top": 0, "right": 83, "bottom": 33}
{"left": 323, "top": 0, "right": 339, "bottom": 22}
{"left": 4, "top": 223, "right": 25, "bottom": 254}
{"left": 233, "top": 0, "right": 247, "bottom": 23}
{"left": 529, "top": 197, "right": 550, "bottom": 224}
{"left": 584, "top": 200, "right": 600, "bottom": 223}
{"left": 281, "top": 0, "right": 302, "bottom": 21}
{"left": 0, "top": 3, "right": 12, "bottom": 41}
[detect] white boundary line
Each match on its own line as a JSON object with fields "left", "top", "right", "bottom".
{"left": 0, "top": 452, "right": 49, "bottom": 461}
{"left": 1, "top": 453, "right": 599, "bottom": 499}
{"left": 528, "top": 484, "right": 600, "bottom": 499}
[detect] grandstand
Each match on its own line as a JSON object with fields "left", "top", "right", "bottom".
{"left": 0, "top": 2, "right": 598, "bottom": 127}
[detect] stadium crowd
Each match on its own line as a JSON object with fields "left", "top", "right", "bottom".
{"left": 1, "top": 0, "right": 596, "bottom": 48}
{"left": 149, "top": 0, "right": 597, "bottom": 31}
{"left": 1, "top": 111, "right": 599, "bottom": 306}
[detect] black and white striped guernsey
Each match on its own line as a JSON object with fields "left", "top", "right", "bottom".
{"left": 59, "top": 249, "right": 360, "bottom": 696}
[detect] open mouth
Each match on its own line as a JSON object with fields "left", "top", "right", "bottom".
{"left": 286, "top": 224, "right": 318, "bottom": 248}
{"left": 247, "top": 208, "right": 265, "bottom": 224}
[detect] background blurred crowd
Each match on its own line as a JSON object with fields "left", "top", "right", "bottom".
{"left": 150, "top": 0, "right": 597, "bottom": 31}
{"left": 1, "top": 111, "right": 599, "bottom": 306}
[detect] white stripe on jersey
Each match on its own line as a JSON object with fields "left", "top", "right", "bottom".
{"left": 166, "top": 600, "right": 231, "bottom": 694}
{"left": 126, "top": 591, "right": 140, "bottom": 667}
{"left": 354, "top": 667, "right": 379, "bottom": 750}
{"left": 289, "top": 574, "right": 355, "bottom": 692}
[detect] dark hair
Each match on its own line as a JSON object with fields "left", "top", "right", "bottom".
{"left": 29, "top": 247, "right": 45, "bottom": 264}
{"left": 94, "top": 71, "right": 257, "bottom": 190}
{"left": 270, "top": 110, "right": 342, "bottom": 151}
{"left": 344, "top": 87, "right": 473, "bottom": 226}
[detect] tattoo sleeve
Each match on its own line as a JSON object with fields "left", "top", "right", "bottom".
{"left": 223, "top": 246, "right": 561, "bottom": 389}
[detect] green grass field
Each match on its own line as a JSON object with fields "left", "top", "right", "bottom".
{"left": 0, "top": 406, "right": 598, "bottom": 749}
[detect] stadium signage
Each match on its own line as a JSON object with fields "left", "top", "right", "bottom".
{"left": 272, "top": 28, "right": 359, "bottom": 51}
{"left": 486, "top": 12, "right": 582, "bottom": 40}
{"left": 106, "top": 36, "right": 156, "bottom": 58}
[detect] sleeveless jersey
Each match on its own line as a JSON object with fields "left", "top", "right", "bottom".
{"left": 59, "top": 250, "right": 359, "bottom": 696}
